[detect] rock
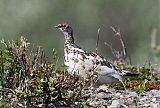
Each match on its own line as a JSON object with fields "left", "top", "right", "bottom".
{"left": 99, "top": 85, "right": 109, "bottom": 91}
{"left": 108, "top": 99, "right": 124, "bottom": 108}
{"left": 81, "top": 86, "right": 160, "bottom": 108}
{"left": 96, "top": 92, "right": 105, "bottom": 98}
{"left": 102, "top": 95, "right": 112, "bottom": 100}
{"left": 143, "top": 103, "right": 150, "bottom": 107}
{"left": 152, "top": 103, "right": 160, "bottom": 108}
{"left": 152, "top": 97, "right": 156, "bottom": 101}
{"left": 146, "top": 90, "right": 160, "bottom": 95}
{"left": 139, "top": 96, "right": 147, "bottom": 102}
{"left": 155, "top": 96, "right": 160, "bottom": 101}
{"left": 108, "top": 100, "right": 120, "bottom": 108}
{"left": 128, "top": 92, "right": 138, "bottom": 97}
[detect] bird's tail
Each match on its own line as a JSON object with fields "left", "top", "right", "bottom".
{"left": 120, "top": 70, "right": 138, "bottom": 77}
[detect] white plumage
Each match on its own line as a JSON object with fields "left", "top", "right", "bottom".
{"left": 55, "top": 23, "right": 135, "bottom": 85}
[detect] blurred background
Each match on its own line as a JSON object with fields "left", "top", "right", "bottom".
{"left": 0, "top": 0, "right": 159, "bottom": 65}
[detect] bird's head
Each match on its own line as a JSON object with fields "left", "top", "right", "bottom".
{"left": 55, "top": 23, "right": 73, "bottom": 36}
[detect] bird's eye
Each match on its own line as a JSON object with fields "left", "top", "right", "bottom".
{"left": 62, "top": 24, "right": 66, "bottom": 27}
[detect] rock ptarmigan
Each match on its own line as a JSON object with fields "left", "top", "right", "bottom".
{"left": 55, "top": 23, "right": 136, "bottom": 85}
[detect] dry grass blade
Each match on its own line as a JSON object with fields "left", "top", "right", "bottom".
{"left": 104, "top": 42, "right": 117, "bottom": 58}
{"left": 96, "top": 28, "right": 101, "bottom": 54}
{"left": 110, "top": 26, "right": 127, "bottom": 59}
{"left": 0, "top": 37, "right": 87, "bottom": 107}
{"left": 104, "top": 26, "right": 127, "bottom": 61}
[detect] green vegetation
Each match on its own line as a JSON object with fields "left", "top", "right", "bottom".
{"left": 0, "top": 37, "right": 87, "bottom": 107}
{"left": 0, "top": 37, "right": 160, "bottom": 107}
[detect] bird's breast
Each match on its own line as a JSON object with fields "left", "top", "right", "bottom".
{"left": 64, "top": 46, "right": 119, "bottom": 78}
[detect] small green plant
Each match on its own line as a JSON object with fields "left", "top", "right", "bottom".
{"left": 0, "top": 37, "right": 87, "bottom": 107}
{"left": 104, "top": 27, "right": 160, "bottom": 92}
{"left": 1, "top": 36, "right": 160, "bottom": 107}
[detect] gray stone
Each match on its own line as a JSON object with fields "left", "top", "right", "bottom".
{"left": 155, "top": 96, "right": 160, "bottom": 101}
{"left": 108, "top": 99, "right": 121, "bottom": 108}
{"left": 128, "top": 92, "right": 138, "bottom": 97}
{"left": 146, "top": 90, "right": 160, "bottom": 95}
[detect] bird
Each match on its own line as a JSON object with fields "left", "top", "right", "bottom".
{"left": 55, "top": 23, "right": 136, "bottom": 86}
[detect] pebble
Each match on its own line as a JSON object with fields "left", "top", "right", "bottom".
{"left": 82, "top": 86, "right": 160, "bottom": 108}
{"left": 128, "top": 91, "right": 138, "bottom": 97}
{"left": 102, "top": 95, "right": 112, "bottom": 100}
{"left": 146, "top": 89, "right": 160, "bottom": 95}
{"left": 108, "top": 100, "right": 121, "bottom": 108}
{"left": 155, "top": 96, "right": 160, "bottom": 101}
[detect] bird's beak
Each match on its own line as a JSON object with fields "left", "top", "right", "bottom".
{"left": 54, "top": 25, "right": 59, "bottom": 28}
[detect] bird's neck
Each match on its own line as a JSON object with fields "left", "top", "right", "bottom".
{"left": 64, "top": 33, "right": 74, "bottom": 45}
